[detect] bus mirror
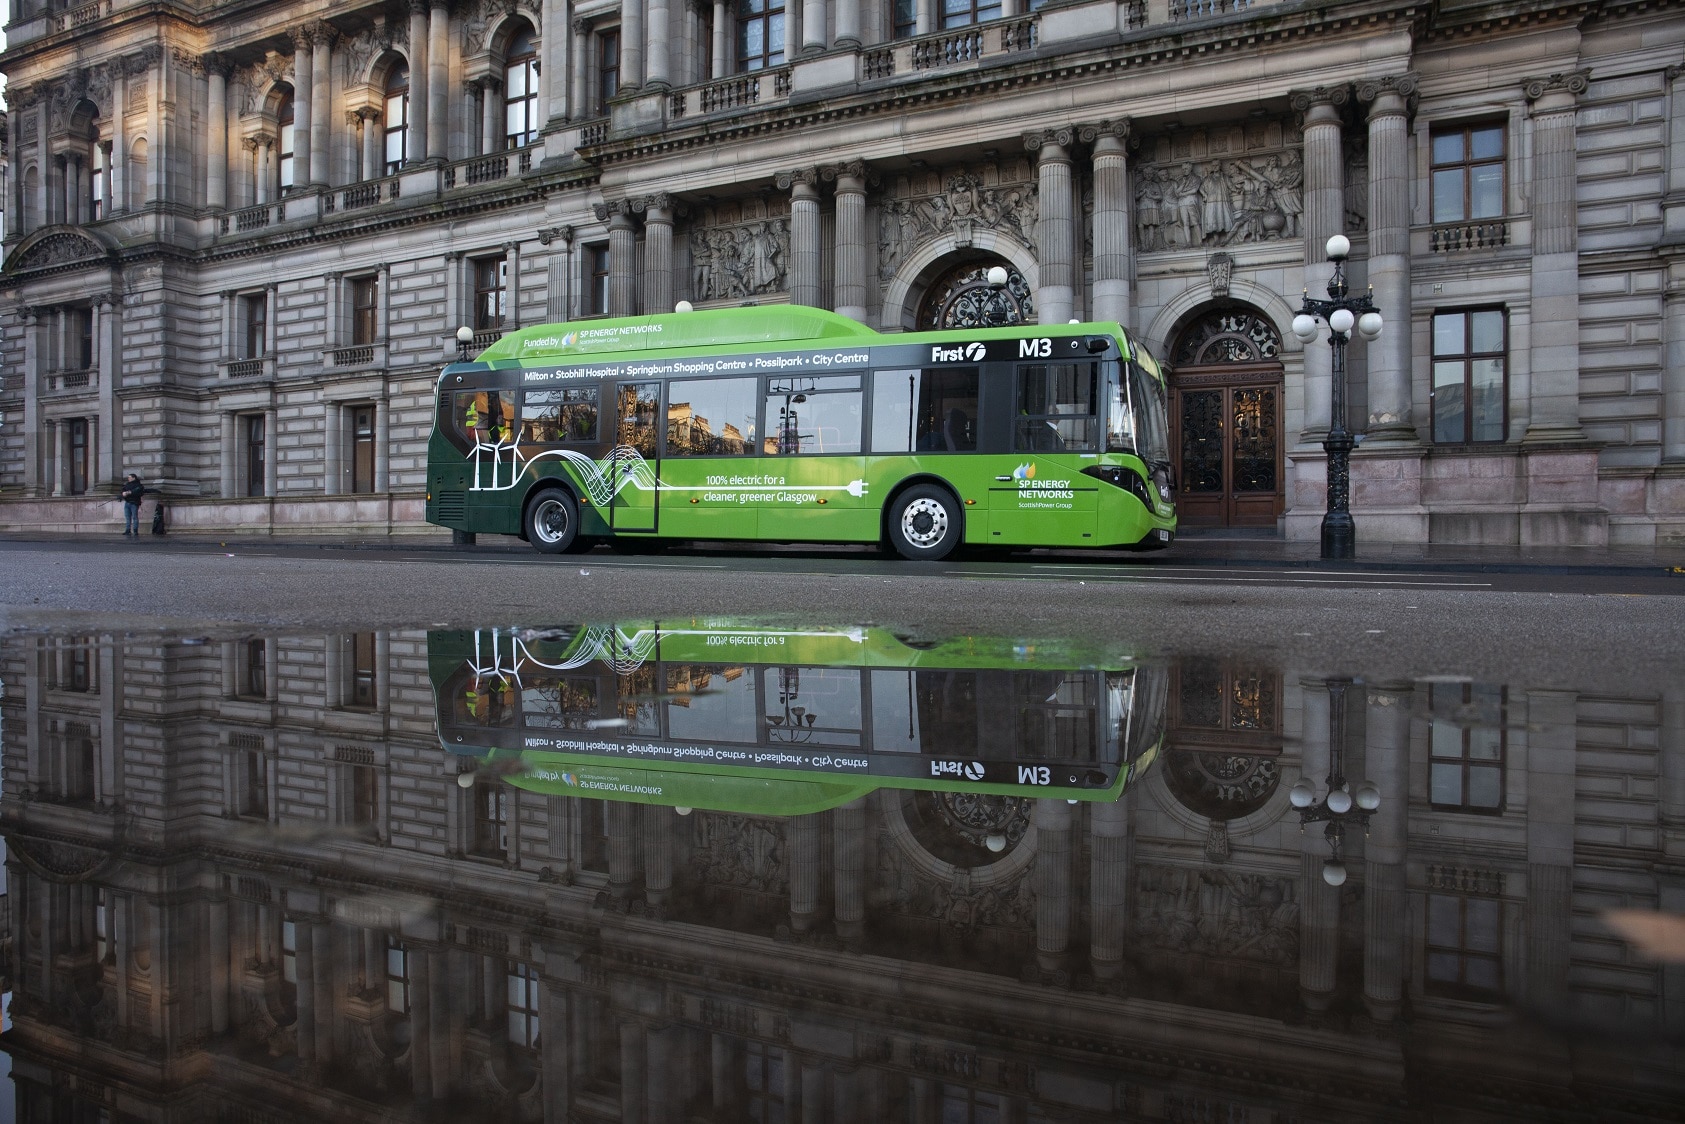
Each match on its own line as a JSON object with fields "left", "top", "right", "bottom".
{"left": 1086, "top": 336, "right": 1109, "bottom": 354}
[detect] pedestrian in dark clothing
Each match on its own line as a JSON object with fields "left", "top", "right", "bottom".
{"left": 120, "top": 474, "right": 145, "bottom": 536}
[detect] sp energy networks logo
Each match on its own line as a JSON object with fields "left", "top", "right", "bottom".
{"left": 1013, "top": 462, "right": 1036, "bottom": 480}
{"left": 930, "top": 341, "right": 988, "bottom": 363}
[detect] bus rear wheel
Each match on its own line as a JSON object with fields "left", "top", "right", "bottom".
{"left": 888, "top": 484, "right": 962, "bottom": 561}
{"left": 525, "top": 490, "right": 580, "bottom": 554}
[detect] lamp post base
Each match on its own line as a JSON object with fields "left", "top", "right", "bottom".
{"left": 1321, "top": 432, "right": 1356, "bottom": 559}
{"left": 1320, "top": 511, "right": 1356, "bottom": 559}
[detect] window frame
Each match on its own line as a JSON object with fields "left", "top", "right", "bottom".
{"left": 243, "top": 292, "right": 268, "bottom": 360}
{"left": 939, "top": 0, "right": 1003, "bottom": 29}
{"left": 1427, "top": 682, "right": 1506, "bottom": 814}
{"left": 736, "top": 0, "right": 786, "bottom": 72}
{"left": 277, "top": 92, "right": 297, "bottom": 196}
{"left": 351, "top": 275, "right": 380, "bottom": 346}
{"left": 1429, "top": 120, "right": 1506, "bottom": 226}
{"left": 245, "top": 413, "right": 267, "bottom": 497}
{"left": 584, "top": 244, "right": 611, "bottom": 317}
{"left": 1425, "top": 892, "right": 1504, "bottom": 1001}
{"left": 384, "top": 65, "right": 412, "bottom": 175}
{"left": 503, "top": 28, "right": 540, "bottom": 150}
{"left": 596, "top": 29, "right": 621, "bottom": 115}
{"left": 351, "top": 405, "right": 377, "bottom": 494}
{"left": 1430, "top": 306, "right": 1508, "bottom": 445}
{"left": 474, "top": 256, "right": 509, "bottom": 331}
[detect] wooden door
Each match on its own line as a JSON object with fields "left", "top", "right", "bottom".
{"left": 1172, "top": 373, "right": 1283, "bottom": 527}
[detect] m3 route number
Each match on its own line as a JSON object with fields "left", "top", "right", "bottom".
{"left": 1019, "top": 338, "right": 1053, "bottom": 358}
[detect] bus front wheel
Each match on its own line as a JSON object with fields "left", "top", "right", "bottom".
{"left": 887, "top": 485, "right": 962, "bottom": 561}
{"left": 525, "top": 490, "right": 580, "bottom": 554}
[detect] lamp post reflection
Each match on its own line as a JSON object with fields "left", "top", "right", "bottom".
{"left": 1291, "top": 677, "right": 1381, "bottom": 886}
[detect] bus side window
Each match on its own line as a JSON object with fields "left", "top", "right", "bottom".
{"left": 523, "top": 388, "right": 599, "bottom": 444}
{"left": 869, "top": 369, "right": 978, "bottom": 453}
{"left": 456, "top": 392, "right": 487, "bottom": 444}
{"left": 1014, "top": 362, "right": 1098, "bottom": 452}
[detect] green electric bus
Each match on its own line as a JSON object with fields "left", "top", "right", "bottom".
{"left": 424, "top": 305, "right": 1176, "bottom": 560}
{"left": 429, "top": 622, "right": 1167, "bottom": 815}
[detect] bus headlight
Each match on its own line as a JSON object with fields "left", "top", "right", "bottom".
{"left": 1082, "top": 464, "right": 1155, "bottom": 510}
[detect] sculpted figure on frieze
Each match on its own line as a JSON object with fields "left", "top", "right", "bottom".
{"left": 876, "top": 168, "right": 1040, "bottom": 281}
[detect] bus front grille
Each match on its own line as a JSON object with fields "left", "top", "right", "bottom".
{"left": 434, "top": 491, "right": 467, "bottom": 522}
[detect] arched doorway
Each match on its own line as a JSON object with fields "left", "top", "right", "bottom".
{"left": 916, "top": 260, "right": 1035, "bottom": 329}
{"left": 1169, "top": 307, "right": 1285, "bottom": 528}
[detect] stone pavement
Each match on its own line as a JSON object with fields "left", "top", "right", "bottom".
{"left": 5, "top": 527, "right": 1685, "bottom": 576}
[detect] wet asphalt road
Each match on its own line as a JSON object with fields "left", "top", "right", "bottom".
{"left": 2, "top": 537, "right": 1682, "bottom": 694}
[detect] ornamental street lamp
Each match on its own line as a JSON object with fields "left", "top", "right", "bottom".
{"left": 455, "top": 324, "right": 475, "bottom": 362}
{"left": 1292, "top": 235, "right": 1383, "bottom": 560}
{"left": 1289, "top": 677, "right": 1382, "bottom": 887}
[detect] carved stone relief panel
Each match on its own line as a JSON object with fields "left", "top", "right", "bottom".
{"left": 877, "top": 162, "right": 1040, "bottom": 283}
{"left": 689, "top": 812, "right": 788, "bottom": 893}
{"left": 1134, "top": 864, "right": 1299, "bottom": 964}
{"left": 1134, "top": 118, "right": 1306, "bottom": 253}
{"left": 874, "top": 826, "right": 1036, "bottom": 934}
{"left": 687, "top": 198, "right": 792, "bottom": 302}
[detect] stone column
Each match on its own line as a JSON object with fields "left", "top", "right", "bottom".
{"left": 209, "top": 897, "right": 230, "bottom": 1033}
{"left": 207, "top": 57, "right": 230, "bottom": 208}
{"left": 603, "top": 205, "right": 638, "bottom": 318}
{"left": 572, "top": 19, "right": 592, "bottom": 117}
{"left": 291, "top": 27, "right": 315, "bottom": 188}
{"left": 540, "top": 977, "right": 572, "bottom": 1123}
{"left": 1361, "top": 682, "right": 1410, "bottom": 1023}
{"left": 831, "top": 161, "right": 869, "bottom": 323}
{"left": 1359, "top": 76, "right": 1416, "bottom": 442}
{"left": 833, "top": 797, "right": 867, "bottom": 941}
{"left": 221, "top": 413, "right": 238, "bottom": 497}
{"left": 109, "top": 75, "right": 127, "bottom": 214}
{"left": 95, "top": 295, "right": 119, "bottom": 483}
{"left": 359, "top": 109, "right": 382, "bottom": 179}
{"left": 646, "top": 0, "right": 671, "bottom": 88}
{"left": 265, "top": 409, "right": 279, "bottom": 496}
{"left": 643, "top": 804, "right": 674, "bottom": 909}
{"left": 22, "top": 310, "right": 41, "bottom": 495}
{"left": 1089, "top": 796, "right": 1129, "bottom": 980}
{"left": 710, "top": 1, "right": 729, "bottom": 80}
{"left": 1523, "top": 72, "right": 1591, "bottom": 443}
{"left": 1666, "top": 258, "right": 1685, "bottom": 461}
{"left": 407, "top": 0, "right": 431, "bottom": 161}
{"left": 311, "top": 922, "right": 335, "bottom": 1065}
{"left": 788, "top": 813, "right": 821, "bottom": 934}
{"left": 623, "top": 0, "right": 646, "bottom": 90}
{"left": 802, "top": 0, "right": 826, "bottom": 52}
{"left": 1025, "top": 128, "right": 1076, "bottom": 324}
{"left": 481, "top": 78, "right": 503, "bottom": 154}
{"left": 780, "top": 168, "right": 823, "bottom": 307}
{"left": 294, "top": 916, "right": 317, "bottom": 1063}
{"left": 1297, "top": 679, "right": 1338, "bottom": 1011}
{"left": 1032, "top": 798, "right": 1073, "bottom": 972}
{"left": 1291, "top": 87, "right": 1347, "bottom": 442}
{"left": 428, "top": 0, "right": 451, "bottom": 160}
{"left": 50, "top": 421, "right": 66, "bottom": 496}
{"left": 620, "top": 1019, "right": 648, "bottom": 1124}
{"left": 409, "top": 946, "right": 434, "bottom": 1095}
{"left": 640, "top": 195, "right": 675, "bottom": 314}
{"left": 311, "top": 24, "right": 336, "bottom": 187}
{"left": 835, "top": 0, "right": 861, "bottom": 47}
{"left": 1084, "top": 120, "right": 1131, "bottom": 326}
{"left": 606, "top": 800, "right": 638, "bottom": 903}
{"left": 1524, "top": 689, "right": 1578, "bottom": 1017}
{"left": 915, "top": 0, "right": 933, "bottom": 34}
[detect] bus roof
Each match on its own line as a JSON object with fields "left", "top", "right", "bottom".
{"left": 477, "top": 305, "right": 878, "bottom": 363}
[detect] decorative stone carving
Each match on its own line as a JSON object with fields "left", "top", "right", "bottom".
{"left": 461, "top": 0, "right": 538, "bottom": 55}
{"left": 5, "top": 229, "right": 111, "bottom": 275}
{"left": 878, "top": 170, "right": 1039, "bottom": 281}
{"left": 688, "top": 217, "right": 790, "bottom": 300}
{"left": 1206, "top": 251, "right": 1233, "bottom": 297}
{"left": 690, "top": 813, "right": 786, "bottom": 892}
{"left": 1135, "top": 150, "right": 1304, "bottom": 251}
{"left": 1135, "top": 865, "right": 1299, "bottom": 963}
{"left": 1522, "top": 69, "right": 1591, "bottom": 102}
{"left": 875, "top": 831, "right": 1035, "bottom": 933}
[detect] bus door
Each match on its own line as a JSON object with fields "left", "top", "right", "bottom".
{"left": 611, "top": 381, "right": 661, "bottom": 532}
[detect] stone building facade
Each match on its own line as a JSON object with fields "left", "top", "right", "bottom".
{"left": 1, "top": 0, "right": 1684, "bottom": 543}
{"left": 1, "top": 630, "right": 1681, "bottom": 1118}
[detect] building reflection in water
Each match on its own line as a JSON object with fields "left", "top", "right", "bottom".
{"left": 0, "top": 628, "right": 1680, "bottom": 1122}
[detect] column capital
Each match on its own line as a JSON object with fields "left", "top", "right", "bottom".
{"left": 409, "top": 0, "right": 431, "bottom": 13}
{"left": 172, "top": 48, "right": 206, "bottom": 76}
{"left": 1290, "top": 84, "right": 1351, "bottom": 115}
{"left": 632, "top": 193, "right": 677, "bottom": 219}
{"left": 537, "top": 224, "right": 575, "bottom": 246}
{"left": 1667, "top": 62, "right": 1685, "bottom": 83}
{"left": 203, "top": 51, "right": 235, "bottom": 80}
{"left": 593, "top": 200, "right": 632, "bottom": 222}
{"left": 1356, "top": 73, "right": 1418, "bottom": 109}
{"left": 309, "top": 20, "right": 339, "bottom": 48}
{"left": 1023, "top": 126, "right": 1076, "bottom": 154}
{"left": 290, "top": 24, "right": 315, "bottom": 52}
{"left": 1078, "top": 118, "right": 1130, "bottom": 146}
{"left": 775, "top": 167, "right": 820, "bottom": 191}
{"left": 822, "top": 159, "right": 876, "bottom": 189}
{"left": 1523, "top": 69, "right": 1590, "bottom": 108}
{"left": 573, "top": 15, "right": 592, "bottom": 34}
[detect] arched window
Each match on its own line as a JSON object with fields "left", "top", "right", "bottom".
{"left": 736, "top": 0, "right": 785, "bottom": 71}
{"left": 277, "top": 92, "right": 296, "bottom": 195}
{"left": 503, "top": 27, "right": 539, "bottom": 150}
{"left": 384, "top": 64, "right": 411, "bottom": 174}
{"left": 916, "top": 261, "right": 1034, "bottom": 330}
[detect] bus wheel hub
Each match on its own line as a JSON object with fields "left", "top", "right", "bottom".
{"left": 903, "top": 499, "right": 947, "bottom": 545}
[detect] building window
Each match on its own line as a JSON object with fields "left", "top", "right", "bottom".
{"left": 60, "top": 720, "right": 95, "bottom": 803}
{"left": 504, "top": 28, "right": 540, "bottom": 149}
{"left": 507, "top": 963, "right": 541, "bottom": 1050}
{"left": 584, "top": 244, "right": 610, "bottom": 316}
{"left": 69, "top": 307, "right": 94, "bottom": 370}
{"left": 737, "top": 0, "right": 785, "bottom": 71}
{"left": 351, "top": 276, "right": 380, "bottom": 345}
{"left": 345, "top": 632, "right": 378, "bottom": 707}
{"left": 243, "top": 293, "right": 268, "bottom": 360}
{"left": 942, "top": 0, "right": 1002, "bottom": 27}
{"left": 384, "top": 65, "right": 411, "bottom": 175}
{"left": 892, "top": 0, "right": 917, "bottom": 37}
{"left": 1426, "top": 893, "right": 1502, "bottom": 1000}
{"left": 1431, "top": 309, "right": 1506, "bottom": 444}
{"left": 352, "top": 406, "right": 377, "bottom": 493}
{"left": 474, "top": 257, "right": 508, "bottom": 331}
{"left": 387, "top": 937, "right": 412, "bottom": 1014}
{"left": 95, "top": 888, "right": 112, "bottom": 964}
{"left": 92, "top": 144, "right": 107, "bottom": 220}
{"left": 240, "top": 748, "right": 269, "bottom": 817}
{"left": 745, "top": 1041, "right": 786, "bottom": 1122}
{"left": 596, "top": 30, "right": 620, "bottom": 114}
{"left": 245, "top": 414, "right": 267, "bottom": 497}
{"left": 1431, "top": 122, "right": 1504, "bottom": 225}
{"left": 349, "top": 764, "right": 380, "bottom": 831}
{"left": 282, "top": 919, "right": 299, "bottom": 987}
{"left": 473, "top": 778, "right": 509, "bottom": 858}
{"left": 278, "top": 93, "right": 296, "bottom": 195}
{"left": 241, "top": 638, "right": 268, "bottom": 698}
{"left": 65, "top": 417, "right": 90, "bottom": 495}
{"left": 1428, "top": 682, "right": 1505, "bottom": 813}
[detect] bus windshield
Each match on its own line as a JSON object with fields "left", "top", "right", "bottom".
{"left": 1105, "top": 359, "right": 1172, "bottom": 467}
